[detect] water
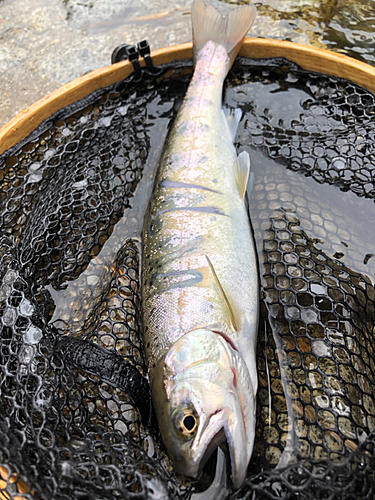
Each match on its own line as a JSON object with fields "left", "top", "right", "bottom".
{"left": 247, "top": 147, "right": 375, "bottom": 467}
{"left": 1, "top": 0, "right": 375, "bottom": 127}
{"left": 249, "top": 149, "right": 375, "bottom": 283}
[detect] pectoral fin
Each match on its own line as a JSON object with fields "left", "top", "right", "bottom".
{"left": 233, "top": 151, "right": 250, "bottom": 199}
{"left": 205, "top": 254, "right": 240, "bottom": 332}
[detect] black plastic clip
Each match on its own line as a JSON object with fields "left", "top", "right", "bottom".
{"left": 111, "top": 40, "right": 156, "bottom": 76}
{"left": 137, "top": 40, "right": 154, "bottom": 71}
{"left": 126, "top": 44, "right": 142, "bottom": 75}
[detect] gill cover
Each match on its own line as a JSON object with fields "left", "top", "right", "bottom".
{"left": 150, "top": 329, "right": 257, "bottom": 489}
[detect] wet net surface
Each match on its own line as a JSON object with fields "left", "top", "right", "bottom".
{"left": 1, "top": 55, "right": 375, "bottom": 499}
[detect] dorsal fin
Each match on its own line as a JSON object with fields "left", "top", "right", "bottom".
{"left": 205, "top": 254, "right": 238, "bottom": 331}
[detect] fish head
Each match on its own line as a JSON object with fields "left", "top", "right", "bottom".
{"left": 150, "top": 328, "right": 256, "bottom": 488}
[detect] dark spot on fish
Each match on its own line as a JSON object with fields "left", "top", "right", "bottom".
{"left": 160, "top": 179, "right": 221, "bottom": 194}
{"left": 341, "top": 241, "right": 348, "bottom": 248}
{"left": 333, "top": 252, "right": 344, "bottom": 259}
{"left": 148, "top": 217, "right": 163, "bottom": 236}
{"left": 147, "top": 342, "right": 150, "bottom": 348}
{"left": 155, "top": 206, "right": 228, "bottom": 217}
{"left": 149, "top": 269, "right": 204, "bottom": 298}
{"left": 364, "top": 253, "right": 373, "bottom": 264}
{"left": 147, "top": 236, "right": 203, "bottom": 273}
{"left": 212, "top": 178, "right": 218, "bottom": 183}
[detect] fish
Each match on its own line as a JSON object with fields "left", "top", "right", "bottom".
{"left": 141, "top": 0, "right": 258, "bottom": 489}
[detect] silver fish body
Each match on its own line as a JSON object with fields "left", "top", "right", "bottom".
{"left": 142, "top": 0, "right": 258, "bottom": 488}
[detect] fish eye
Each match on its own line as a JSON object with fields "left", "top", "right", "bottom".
{"left": 171, "top": 405, "right": 199, "bottom": 440}
{"left": 183, "top": 415, "right": 196, "bottom": 432}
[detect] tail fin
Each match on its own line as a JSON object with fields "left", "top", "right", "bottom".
{"left": 191, "top": 0, "right": 256, "bottom": 71}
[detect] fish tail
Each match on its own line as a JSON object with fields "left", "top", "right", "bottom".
{"left": 191, "top": 0, "right": 256, "bottom": 75}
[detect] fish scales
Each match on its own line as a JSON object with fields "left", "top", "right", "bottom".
{"left": 141, "top": 0, "right": 258, "bottom": 489}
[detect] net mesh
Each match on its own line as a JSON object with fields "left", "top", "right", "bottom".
{"left": 0, "top": 54, "right": 375, "bottom": 499}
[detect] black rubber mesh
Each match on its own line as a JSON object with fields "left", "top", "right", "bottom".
{"left": 0, "top": 56, "right": 375, "bottom": 499}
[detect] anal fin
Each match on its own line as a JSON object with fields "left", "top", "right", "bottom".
{"left": 233, "top": 151, "right": 250, "bottom": 199}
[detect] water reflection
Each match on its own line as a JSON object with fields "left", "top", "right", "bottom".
{"left": 249, "top": 150, "right": 375, "bottom": 281}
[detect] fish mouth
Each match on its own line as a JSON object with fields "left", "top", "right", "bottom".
{"left": 178, "top": 408, "right": 250, "bottom": 489}
{"left": 194, "top": 426, "right": 226, "bottom": 475}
